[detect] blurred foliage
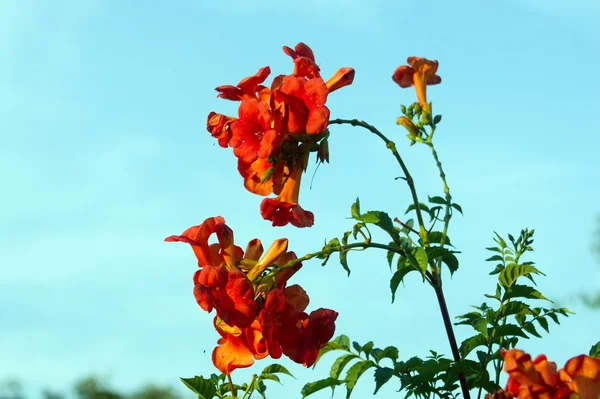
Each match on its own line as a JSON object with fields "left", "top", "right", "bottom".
{"left": 0, "top": 376, "right": 184, "bottom": 399}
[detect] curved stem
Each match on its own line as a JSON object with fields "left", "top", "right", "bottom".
{"left": 241, "top": 375, "right": 256, "bottom": 399}
{"left": 329, "top": 118, "right": 429, "bottom": 247}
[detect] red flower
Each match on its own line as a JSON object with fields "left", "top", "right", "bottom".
{"left": 260, "top": 155, "right": 314, "bottom": 228}
{"left": 289, "top": 308, "right": 338, "bottom": 367}
{"left": 274, "top": 75, "right": 330, "bottom": 135}
{"left": 215, "top": 66, "right": 271, "bottom": 101}
{"left": 207, "top": 112, "right": 236, "bottom": 148}
{"left": 228, "top": 97, "right": 280, "bottom": 164}
{"left": 193, "top": 265, "right": 257, "bottom": 328}
{"left": 393, "top": 57, "right": 441, "bottom": 111}
{"left": 212, "top": 319, "right": 268, "bottom": 375}
{"left": 258, "top": 288, "right": 302, "bottom": 360}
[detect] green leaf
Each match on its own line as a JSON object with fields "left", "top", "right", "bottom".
{"left": 414, "top": 247, "right": 429, "bottom": 274}
{"left": 428, "top": 195, "right": 447, "bottom": 205}
{"left": 258, "top": 373, "right": 281, "bottom": 384}
{"left": 589, "top": 341, "right": 600, "bottom": 358}
{"left": 499, "top": 264, "right": 544, "bottom": 288}
{"left": 428, "top": 231, "right": 452, "bottom": 246}
{"left": 459, "top": 334, "right": 487, "bottom": 358}
{"left": 350, "top": 198, "right": 361, "bottom": 219}
{"left": 492, "top": 324, "right": 530, "bottom": 341}
{"left": 361, "top": 211, "right": 400, "bottom": 242}
{"left": 313, "top": 335, "right": 351, "bottom": 366}
{"left": 330, "top": 354, "right": 359, "bottom": 380}
{"left": 344, "top": 360, "right": 376, "bottom": 398}
{"left": 180, "top": 376, "right": 217, "bottom": 399}
{"left": 537, "top": 316, "right": 549, "bottom": 333}
{"left": 485, "top": 255, "right": 503, "bottom": 262}
{"left": 496, "top": 301, "right": 534, "bottom": 319}
{"left": 505, "top": 284, "right": 549, "bottom": 301}
{"left": 372, "top": 346, "right": 399, "bottom": 364}
{"left": 261, "top": 364, "right": 295, "bottom": 379}
{"left": 405, "top": 202, "right": 430, "bottom": 215}
{"left": 340, "top": 249, "right": 351, "bottom": 276}
{"left": 390, "top": 267, "right": 417, "bottom": 303}
{"left": 373, "top": 367, "right": 395, "bottom": 394}
{"left": 472, "top": 318, "right": 489, "bottom": 338}
{"left": 301, "top": 378, "right": 343, "bottom": 398}
{"left": 521, "top": 322, "right": 541, "bottom": 338}
{"left": 361, "top": 341, "right": 375, "bottom": 358}
{"left": 451, "top": 203, "right": 463, "bottom": 215}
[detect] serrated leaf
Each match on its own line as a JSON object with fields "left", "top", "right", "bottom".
{"left": 352, "top": 341, "right": 362, "bottom": 353}
{"left": 414, "top": 247, "right": 429, "bottom": 274}
{"left": 485, "top": 255, "right": 504, "bottom": 262}
{"left": 390, "top": 267, "right": 417, "bottom": 303}
{"left": 330, "top": 354, "right": 359, "bottom": 379}
{"left": 261, "top": 364, "right": 295, "bottom": 378}
{"left": 373, "top": 367, "right": 395, "bottom": 394}
{"left": 472, "top": 318, "right": 489, "bottom": 338}
{"left": 497, "top": 301, "right": 534, "bottom": 319}
{"left": 301, "top": 378, "right": 343, "bottom": 398}
{"left": 499, "top": 264, "right": 544, "bottom": 288}
{"left": 350, "top": 198, "right": 361, "bottom": 219}
{"left": 180, "top": 376, "right": 217, "bottom": 399}
{"left": 492, "top": 324, "right": 530, "bottom": 341}
{"left": 537, "top": 316, "right": 549, "bottom": 333}
{"left": 258, "top": 373, "right": 281, "bottom": 384}
{"left": 361, "top": 341, "right": 375, "bottom": 358}
{"left": 313, "top": 336, "right": 351, "bottom": 366}
{"left": 505, "top": 284, "right": 549, "bottom": 301}
{"left": 344, "top": 360, "right": 376, "bottom": 398}
{"left": 459, "top": 334, "right": 487, "bottom": 358}
{"left": 372, "top": 346, "right": 399, "bottom": 364}
{"left": 521, "top": 322, "right": 541, "bottom": 338}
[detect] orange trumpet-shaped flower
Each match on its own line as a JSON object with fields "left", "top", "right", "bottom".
{"left": 212, "top": 319, "right": 268, "bottom": 375}
{"left": 559, "top": 355, "right": 600, "bottom": 399}
{"left": 215, "top": 66, "right": 271, "bottom": 101}
{"left": 325, "top": 67, "right": 355, "bottom": 93}
{"left": 260, "top": 155, "right": 314, "bottom": 228}
{"left": 393, "top": 57, "right": 441, "bottom": 111}
{"left": 500, "top": 349, "right": 600, "bottom": 399}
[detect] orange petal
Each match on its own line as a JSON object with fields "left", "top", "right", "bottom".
{"left": 284, "top": 284, "right": 309, "bottom": 312}
{"left": 244, "top": 238, "right": 264, "bottom": 262}
{"left": 325, "top": 67, "right": 355, "bottom": 93}
{"left": 559, "top": 355, "right": 600, "bottom": 399}
{"left": 247, "top": 238, "right": 289, "bottom": 281}
{"left": 212, "top": 333, "right": 255, "bottom": 375}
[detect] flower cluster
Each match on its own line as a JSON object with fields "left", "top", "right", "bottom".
{"left": 165, "top": 216, "right": 338, "bottom": 374}
{"left": 207, "top": 43, "right": 355, "bottom": 228}
{"left": 487, "top": 349, "right": 600, "bottom": 399}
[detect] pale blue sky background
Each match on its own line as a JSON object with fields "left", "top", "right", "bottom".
{"left": 1, "top": 0, "right": 599, "bottom": 398}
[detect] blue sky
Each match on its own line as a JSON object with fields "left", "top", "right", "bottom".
{"left": 1, "top": 0, "right": 599, "bottom": 397}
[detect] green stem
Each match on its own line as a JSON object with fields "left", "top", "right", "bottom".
{"left": 427, "top": 143, "right": 452, "bottom": 282}
{"left": 227, "top": 374, "right": 236, "bottom": 398}
{"left": 240, "top": 375, "right": 256, "bottom": 399}
{"left": 330, "top": 118, "right": 429, "bottom": 246}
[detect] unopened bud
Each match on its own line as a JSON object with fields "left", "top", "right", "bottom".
{"left": 397, "top": 116, "right": 420, "bottom": 138}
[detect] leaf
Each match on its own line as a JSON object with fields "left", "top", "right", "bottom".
{"left": 499, "top": 264, "right": 544, "bottom": 288}
{"left": 313, "top": 335, "right": 351, "bottom": 366}
{"left": 301, "top": 378, "right": 343, "bottom": 398}
{"left": 361, "top": 211, "right": 400, "bottom": 242}
{"left": 350, "top": 198, "right": 361, "bottom": 219}
{"left": 505, "top": 284, "right": 549, "bottom": 301}
{"left": 492, "top": 324, "right": 530, "bottom": 342}
{"left": 589, "top": 341, "right": 600, "bottom": 358}
{"left": 428, "top": 195, "right": 447, "bottom": 205}
{"left": 373, "top": 367, "right": 395, "bottom": 394}
{"left": 344, "top": 360, "right": 376, "bottom": 398}
{"left": 261, "top": 364, "right": 295, "bottom": 379}
{"left": 472, "top": 318, "right": 489, "bottom": 338}
{"left": 390, "top": 267, "right": 417, "bottom": 303}
{"left": 451, "top": 203, "right": 463, "bottom": 215}
{"left": 372, "top": 346, "right": 399, "bottom": 364}
{"left": 259, "top": 373, "right": 281, "bottom": 384}
{"left": 428, "top": 231, "right": 452, "bottom": 246}
{"left": 459, "top": 334, "right": 487, "bottom": 358}
{"left": 180, "top": 376, "right": 217, "bottom": 399}
{"left": 522, "top": 322, "right": 541, "bottom": 338}
{"left": 485, "top": 255, "right": 504, "bottom": 262}
{"left": 496, "top": 301, "right": 534, "bottom": 319}
{"left": 405, "top": 202, "right": 430, "bottom": 215}
{"left": 414, "top": 248, "right": 429, "bottom": 274}
{"left": 330, "top": 354, "right": 359, "bottom": 379}
{"left": 339, "top": 249, "right": 351, "bottom": 276}
{"left": 537, "top": 316, "right": 549, "bottom": 333}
